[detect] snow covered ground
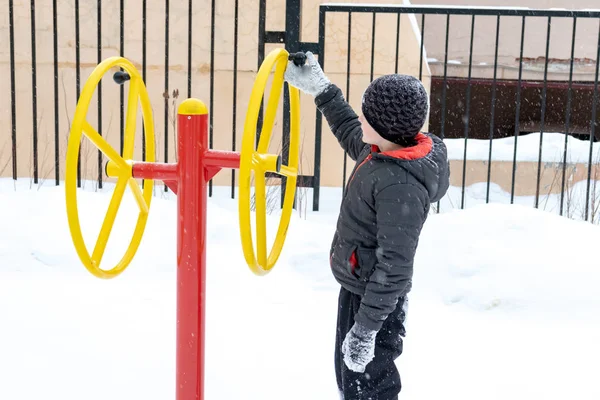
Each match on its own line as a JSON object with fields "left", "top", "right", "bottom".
{"left": 445, "top": 131, "right": 600, "bottom": 164}
{"left": 1, "top": 177, "right": 600, "bottom": 400}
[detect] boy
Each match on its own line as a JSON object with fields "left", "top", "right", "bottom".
{"left": 284, "top": 52, "right": 450, "bottom": 400}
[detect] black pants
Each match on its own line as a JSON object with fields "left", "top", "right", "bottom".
{"left": 335, "top": 287, "right": 407, "bottom": 400}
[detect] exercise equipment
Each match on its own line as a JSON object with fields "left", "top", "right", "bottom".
{"left": 65, "top": 48, "right": 303, "bottom": 400}
{"left": 65, "top": 57, "right": 155, "bottom": 279}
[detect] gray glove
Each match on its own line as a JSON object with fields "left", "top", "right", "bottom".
{"left": 284, "top": 51, "right": 331, "bottom": 97}
{"left": 341, "top": 322, "right": 377, "bottom": 373}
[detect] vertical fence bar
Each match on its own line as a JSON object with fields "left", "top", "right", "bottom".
{"left": 282, "top": 84, "right": 291, "bottom": 206}
{"left": 254, "top": 0, "right": 269, "bottom": 205}
{"left": 438, "top": 12, "right": 450, "bottom": 213}
{"left": 208, "top": 0, "right": 216, "bottom": 196}
{"left": 187, "top": 0, "right": 193, "bottom": 99}
{"left": 461, "top": 15, "right": 476, "bottom": 210}
{"left": 9, "top": 0, "right": 17, "bottom": 180}
{"left": 535, "top": 17, "right": 552, "bottom": 208}
{"left": 419, "top": 15, "right": 425, "bottom": 81}
{"left": 53, "top": 0, "right": 59, "bottom": 185}
{"left": 142, "top": 0, "right": 147, "bottom": 162}
{"left": 75, "top": 0, "right": 81, "bottom": 187}
{"left": 585, "top": 21, "right": 600, "bottom": 222}
{"left": 394, "top": 13, "right": 401, "bottom": 74}
{"left": 342, "top": 12, "right": 352, "bottom": 193}
{"left": 510, "top": 16, "right": 526, "bottom": 204}
{"left": 485, "top": 15, "right": 501, "bottom": 204}
{"left": 370, "top": 12, "right": 376, "bottom": 82}
{"left": 560, "top": 17, "right": 578, "bottom": 216}
{"left": 440, "top": 13, "right": 450, "bottom": 141}
{"left": 313, "top": 7, "right": 326, "bottom": 211}
{"left": 97, "top": 0, "right": 103, "bottom": 189}
{"left": 30, "top": 0, "right": 38, "bottom": 184}
{"left": 164, "top": 0, "right": 170, "bottom": 192}
{"left": 120, "top": 0, "right": 125, "bottom": 156}
{"left": 282, "top": 0, "right": 301, "bottom": 209}
{"left": 256, "top": 0, "right": 266, "bottom": 149}
{"left": 231, "top": 0, "right": 239, "bottom": 199}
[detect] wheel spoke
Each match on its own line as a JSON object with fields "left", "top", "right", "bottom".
{"left": 278, "top": 165, "right": 297, "bottom": 178}
{"left": 128, "top": 177, "right": 149, "bottom": 215}
{"left": 91, "top": 177, "right": 128, "bottom": 268}
{"left": 254, "top": 173, "right": 268, "bottom": 268}
{"left": 123, "top": 79, "right": 140, "bottom": 160}
{"left": 83, "top": 121, "right": 127, "bottom": 169}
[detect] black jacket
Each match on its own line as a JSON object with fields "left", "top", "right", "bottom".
{"left": 315, "top": 84, "right": 450, "bottom": 332}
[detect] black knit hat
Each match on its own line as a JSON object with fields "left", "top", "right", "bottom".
{"left": 361, "top": 74, "right": 429, "bottom": 144}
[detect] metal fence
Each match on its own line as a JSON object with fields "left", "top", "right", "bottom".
{"left": 314, "top": 4, "right": 600, "bottom": 221}
{"left": 3, "top": 0, "right": 320, "bottom": 200}
{"left": 4, "top": 2, "right": 600, "bottom": 222}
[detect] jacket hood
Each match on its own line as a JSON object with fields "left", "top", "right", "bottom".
{"left": 371, "top": 132, "right": 450, "bottom": 203}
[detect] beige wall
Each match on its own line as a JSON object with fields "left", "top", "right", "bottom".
{"left": 0, "top": 0, "right": 428, "bottom": 190}
{"left": 1, "top": 0, "right": 598, "bottom": 197}
{"left": 451, "top": 159, "right": 600, "bottom": 196}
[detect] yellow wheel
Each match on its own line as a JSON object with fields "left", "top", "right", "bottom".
{"left": 65, "top": 57, "right": 156, "bottom": 279}
{"left": 239, "top": 48, "right": 300, "bottom": 275}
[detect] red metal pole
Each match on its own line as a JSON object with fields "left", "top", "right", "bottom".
{"left": 176, "top": 99, "right": 209, "bottom": 400}
{"left": 174, "top": 98, "right": 241, "bottom": 400}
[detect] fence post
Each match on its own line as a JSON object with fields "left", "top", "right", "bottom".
{"left": 281, "top": 0, "right": 302, "bottom": 208}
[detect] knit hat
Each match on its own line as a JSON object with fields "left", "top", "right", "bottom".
{"left": 361, "top": 74, "right": 429, "bottom": 144}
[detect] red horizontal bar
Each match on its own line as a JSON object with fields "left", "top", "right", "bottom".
{"left": 132, "top": 162, "right": 178, "bottom": 181}
{"left": 203, "top": 150, "right": 241, "bottom": 170}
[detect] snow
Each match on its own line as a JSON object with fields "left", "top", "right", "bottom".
{"left": 444, "top": 132, "right": 600, "bottom": 164}
{"left": 1, "top": 178, "right": 600, "bottom": 400}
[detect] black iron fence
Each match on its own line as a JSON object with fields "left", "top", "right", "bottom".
{"left": 314, "top": 4, "right": 600, "bottom": 222}
{"left": 3, "top": 0, "right": 320, "bottom": 201}
{"left": 3, "top": 2, "right": 600, "bottom": 222}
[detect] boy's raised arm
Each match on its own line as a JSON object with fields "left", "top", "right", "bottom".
{"left": 284, "top": 52, "right": 367, "bottom": 161}
{"left": 314, "top": 84, "right": 367, "bottom": 161}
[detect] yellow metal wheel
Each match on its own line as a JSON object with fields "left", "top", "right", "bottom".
{"left": 238, "top": 48, "right": 301, "bottom": 275}
{"left": 65, "top": 57, "right": 156, "bottom": 279}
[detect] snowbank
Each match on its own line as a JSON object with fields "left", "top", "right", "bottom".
{"left": 445, "top": 132, "right": 600, "bottom": 164}
{"left": 1, "top": 179, "right": 599, "bottom": 400}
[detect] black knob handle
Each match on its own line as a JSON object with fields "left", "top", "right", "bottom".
{"left": 288, "top": 52, "right": 307, "bottom": 67}
{"left": 113, "top": 71, "right": 130, "bottom": 85}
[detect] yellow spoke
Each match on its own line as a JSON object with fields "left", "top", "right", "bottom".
{"left": 128, "top": 178, "right": 149, "bottom": 215}
{"left": 254, "top": 173, "right": 268, "bottom": 268}
{"left": 82, "top": 121, "right": 127, "bottom": 169}
{"left": 91, "top": 177, "right": 128, "bottom": 268}
{"left": 278, "top": 165, "right": 297, "bottom": 178}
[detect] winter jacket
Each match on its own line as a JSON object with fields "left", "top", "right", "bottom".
{"left": 315, "top": 83, "right": 450, "bottom": 332}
